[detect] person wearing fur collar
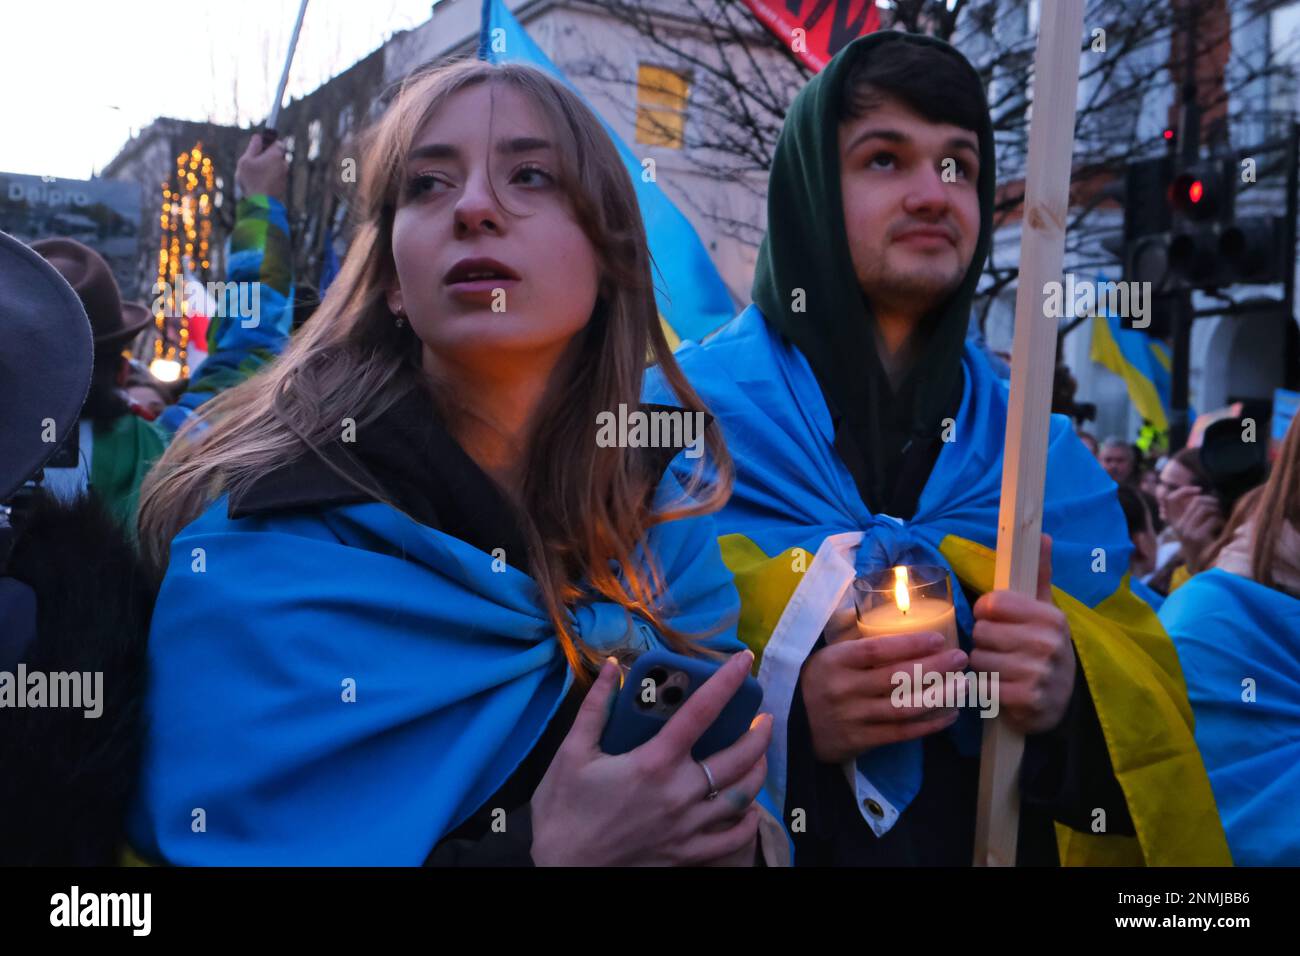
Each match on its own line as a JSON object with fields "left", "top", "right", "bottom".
{"left": 0, "top": 230, "right": 152, "bottom": 865}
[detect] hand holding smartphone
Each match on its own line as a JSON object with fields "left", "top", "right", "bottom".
{"left": 600, "top": 648, "right": 763, "bottom": 760}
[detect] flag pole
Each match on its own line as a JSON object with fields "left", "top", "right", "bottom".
{"left": 262, "top": 0, "right": 311, "bottom": 145}
{"left": 478, "top": 0, "right": 492, "bottom": 60}
{"left": 973, "top": 0, "right": 1088, "bottom": 867}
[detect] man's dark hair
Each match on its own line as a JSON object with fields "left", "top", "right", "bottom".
{"left": 840, "top": 40, "right": 985, "bottom": 137}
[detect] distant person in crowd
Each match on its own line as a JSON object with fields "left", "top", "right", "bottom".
{"left": 30, "top": 135, "right": 294, "bottom": 533}
{"left": 1159, "top": 412, "right": 1299, "bottom": 864}
{"left": 1114, "top": 484, "right": 1162, "bottom": 609}
{"left": 1150, "top": 446, "right": 1225, "bottom": 595}
{"left": 1099, "top": 436, "right": 1137, "bottom": 485}
{"left": 1199, "top": 414, "right": 1299, "bottom": 598}
{"left": 0, "top": 230, "right": 151, "bottom": 865}
{"left": 31, "top": 238, "right": 167, "bottom": 530}
{"left": 1077, "top": 429, "right": 1098, "bottom": 457}
{"left": 126, "top": 374, "right": 169, "bottom": 421}
{"left": 1137, "top": 463, "right": 1159, "bottom": 499}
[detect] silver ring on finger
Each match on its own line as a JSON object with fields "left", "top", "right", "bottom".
{"left": 697, "top": 758, "right": 720, "bottom": 800}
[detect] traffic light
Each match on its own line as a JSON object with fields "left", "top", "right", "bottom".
{"left": 1122, "top": 156, "right": 1173, "bottom": 241}
{"left": 1168, "top": 160, "right": 1231, "bottom": 221}
{"left": 1218, "top": 217, "right": 1289, "bottom": 282}
{"left": 1119, "top": 154, "right": 1287, "bottom": 293}
{"left": 1167, "top": 228, "right": 1218, "bottom": 278}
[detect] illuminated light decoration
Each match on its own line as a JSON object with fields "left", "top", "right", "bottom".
{"left": 151, "top": 141, "right": 217, "bottom": 380}
{"left": 150, "top": 357, "right": 182, "bottom": 382}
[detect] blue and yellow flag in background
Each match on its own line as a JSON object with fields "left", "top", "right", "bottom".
{"left": 1089, "top": 273, "right": 1182, "bottom": 432}
{"left": 478, "top": 0, "right": 735, "bottom": 344}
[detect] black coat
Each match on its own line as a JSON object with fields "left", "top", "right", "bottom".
{"left": 0, "top": 490, "right": 152, "bottom": 866}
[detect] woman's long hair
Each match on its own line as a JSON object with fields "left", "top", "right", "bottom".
{"left": 1203, "top": 412, "right": 1300, "bottom": 592}
{"left": 138, "top": 60, "right": 733, "bottom": 678}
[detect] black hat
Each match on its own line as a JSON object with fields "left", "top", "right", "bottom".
{"left": 1201, "top": 416, "right": 1270, "bottom": 512}
{"left": 0, "top": 230, "right": 94, "bottom": 501}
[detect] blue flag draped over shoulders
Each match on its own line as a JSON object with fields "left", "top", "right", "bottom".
{"left": 128, "top": 478, "right": 741, "bottom": 865}
{"left": 1160, "top": 569, "right": 1300, "bottom": 865}
{"left": 648, "top": 306, "right": 1127, "bottom": 601}
{"left": 645, "top": 305, "right": 1133, "bottom": 829}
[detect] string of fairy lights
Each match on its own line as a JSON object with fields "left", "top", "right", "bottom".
{"left": 150, "top": 143, "right": 215, "bottom": 382}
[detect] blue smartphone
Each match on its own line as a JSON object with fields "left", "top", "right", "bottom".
{"left": 600, "top": 648, "right": 763, "bottom": 761}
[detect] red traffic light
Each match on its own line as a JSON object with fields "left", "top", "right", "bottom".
{"left": 1163, "top": 128, "right": 1175, "bottom": 141}
{"left": 1170, "top": 169, "right": 1220, "bottom": 220}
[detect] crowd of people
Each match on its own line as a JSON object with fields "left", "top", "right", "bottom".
{"left": 1074, "top": 425, "right": 1284, "bottom": 609}
{"left": 1, "top": 30, "right": 1296, "bottom": 868}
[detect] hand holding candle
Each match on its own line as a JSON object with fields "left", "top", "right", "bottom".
{"left": 800, "top": 564, "right": 967, "bottom": 764}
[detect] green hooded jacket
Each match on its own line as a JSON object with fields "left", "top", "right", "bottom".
{"left": 751, "top": 31, "right": 996, "bottom": 513}
{"left": 91, "top": 413, "right": 167, "bottom": 536}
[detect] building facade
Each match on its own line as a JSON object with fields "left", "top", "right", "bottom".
{"left": 101, "top": 0, "right": 1300, "bottom": 436}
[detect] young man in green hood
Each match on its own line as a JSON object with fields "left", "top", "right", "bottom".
{"left": 646, "top": 32, "right": 1231, "bottom": 866}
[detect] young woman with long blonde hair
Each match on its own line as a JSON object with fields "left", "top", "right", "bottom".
{"left": 128, "top": 60, "right": 777, "bottom": 866}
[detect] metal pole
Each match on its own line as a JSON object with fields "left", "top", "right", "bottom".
{"left": 1169, "top": 0, "right": 1201, "bottom": 452}
{"left": 1284, "top": 121, "right": 1298, "bottom": 324}
{"left": 1169, "top": 296, "right": 1192, "bottom": 451}
{"left": 1178, "top": 0, "right": 1200, "bottom": 169}
{"left": 264, "top": 0, "right": 311, "bottom": 141}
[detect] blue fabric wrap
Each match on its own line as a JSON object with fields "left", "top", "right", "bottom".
{"left": 646, "top": 305, "right": 1135, "bottom": 816}
{"left": 1160, "top": 569, "right": 1300, "bottom": 865}
{"left": 128, "top": 475, "right": 742, "bottom": 865}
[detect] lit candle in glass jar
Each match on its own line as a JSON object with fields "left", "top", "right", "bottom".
{"left": 854, "top": 565, "right": 959, "bottom": 651}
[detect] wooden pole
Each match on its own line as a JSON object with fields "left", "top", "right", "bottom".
{"left": 973, "top": 0, "right": 1088, "bottom": 867}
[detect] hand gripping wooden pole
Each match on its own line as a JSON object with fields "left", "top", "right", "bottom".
{"left": 973, "top": 0, "right": 1088, "bottom": 867}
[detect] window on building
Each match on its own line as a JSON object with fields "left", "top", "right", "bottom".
{"left": 635, "top": 64, "right": 689, "bottom": 149}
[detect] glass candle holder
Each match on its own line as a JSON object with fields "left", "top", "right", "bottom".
{"left": 852, "top": 564, "right": 959, "bottom": 652}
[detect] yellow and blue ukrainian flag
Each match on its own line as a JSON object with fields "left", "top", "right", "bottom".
{"left": 128, "top": 474, "right": 746, "bottom": 864}
{"left": 478, "top": 0, "right": 734, "bottom": 345}
{"left": 1160, "top": 569, "right": 1300, "bottom": 865}
{"left": 1088, "top": 273, "right": 1185, "bottom": 431}
{"left": 646, "top": 306, "right": 1234, "bottom": 865}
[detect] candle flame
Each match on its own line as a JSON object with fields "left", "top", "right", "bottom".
{"left": 893, "top": 565, "right": 910, "bottom": 614}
